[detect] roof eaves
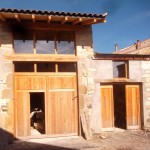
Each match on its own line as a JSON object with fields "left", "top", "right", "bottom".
{"left": 0, "top": 8, "right": 107, "bottom": 19}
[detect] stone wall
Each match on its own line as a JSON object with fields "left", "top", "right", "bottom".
{"left": 91, "top": 60, "right": 113, "bottom": 133}
{"left": 129, "top": 60, "right": 150, "bottom": 127}
{"left": 141, "top": 61, "right": 150, "bottom": 128}
{"left": 0, "top": 22, "right": 14, "bottom": 144}
{"left": 76, "top": 26, "right": 95, "bottom": 139}
{"left": 92, "top": 59, "right": 150, "bottom": 132}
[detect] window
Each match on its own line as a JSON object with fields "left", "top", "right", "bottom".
{"left": 14, "top": 30, "right": 75, "bottom": 55}
{"left": 58, "top": 62, "right": 76, "bottom": 72}
{"left": 14, "top": 62, "right": 77, "bottom": 73}
{"left": 36, "top": 31, "right": 55, "bottom": 54}
{"left": 56, "top": 31, "right": 75, "bottom": 54}
{"left": 113, "top": 61, "right": 128, "bottom": 78}
{"left": 14, "top": 30, "right": 33, "bottom": 54}
{"left": 14, "top": 62, "right": 34, "bottom": 72}
{"left": 37, "top": 62, "right": 55, "bottom": 72}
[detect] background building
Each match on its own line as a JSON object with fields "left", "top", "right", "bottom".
{"left": 113, "top": 39, "right": 150, "bottom": 54}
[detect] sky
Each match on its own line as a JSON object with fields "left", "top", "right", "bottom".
{"left": 0, "top": 0, "right": 150, "bottom": 53}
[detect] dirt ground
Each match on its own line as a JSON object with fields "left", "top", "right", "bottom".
{"left": 89, "top": 130, "right": 150, "bottom": 150}
{"left": 0, "top": 130, "right": 150, "bottom": 150}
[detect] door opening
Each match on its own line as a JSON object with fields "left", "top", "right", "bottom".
{"left": 113, "top": 84, "right": 126, "bottom": 129}
{"left": 30, "top": 92, "right": 45, "bottom": 135}
{"left": 101, "top": 83, "right": 141, "bottom": 131}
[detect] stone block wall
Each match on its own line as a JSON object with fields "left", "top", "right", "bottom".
{"left": 91, "top": 60, "right": 113, "bottom": 133}
{"left": 0, "top": 22, "right": 14, "bottom": 144}
{"left": 91, "top": 59, "right": 150, "bottom": 132}
{"left": 129, "top": 60, "right": 150, "bottom": 127}
{"left": 141, "top": 61, "right": 150, "bottom": 127}
{"left": 76, "top": 26, "right": 95, "bottom": 139}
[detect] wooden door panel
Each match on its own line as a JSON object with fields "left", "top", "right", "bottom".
{"left": 126, "top": 85, "right": 140, "bottom": 129}
{"left": 46, "top": 91, "right": 78, "bottom": 134}
{"left": 15, "top": 92, "right": 30, "bottom": 137}
{"left": 46, "top": 75, "right": 78, "bottom": 135}
{"left": 15, "top": 76, "right": 46, "bottom": 90}
{"left": 47, "top": 76, "right": 76, "bottom": 89}
{"left": 100, "top": 85, "right": 114, "bottom": 128}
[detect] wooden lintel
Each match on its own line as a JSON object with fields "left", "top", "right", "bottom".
{"left": 47, "top": 16, "right": 52, "bottom": 23}
{"left": 4, "top": 54, "right": 78, "bottom": 62}
{"left": 0, "top": 14, "right": 6, "bottom": 21}
{"left": 32, "top": 14, "right": 35, "bottom": 23}
{"left": 15, "top": 14, "right": 21, "bottom": 22}
{"left": 82, "top": 18, "right": 97, "bottom": 25}
{"left": 61, "top": 17, "right": 68, "bottom": 24}
{"left": 73, "top": 18, "right": 82, "bottom": 25}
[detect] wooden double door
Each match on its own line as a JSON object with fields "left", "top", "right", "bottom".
{"left": 14, "top": 74, "right": 78, "bottom": 137}
{"left": 100, "top": 83, "right": 141, "bottom": 130}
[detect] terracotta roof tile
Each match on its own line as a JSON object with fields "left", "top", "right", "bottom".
{"left": 0, "top": 8, "right": 107, "bottom": 18}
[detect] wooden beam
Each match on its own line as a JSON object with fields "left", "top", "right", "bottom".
{"left": 82, "top": 18, "right": 97, "bottom": 25}
{"left": 96, "top": 18, "right": 106, "bottom": 23}
{"left": 47, "top": 16, "right": 52, "bottom": 23}
{"left": 0, "top": 14, "right": 6, "bottom": 21}
{"left": 4, "top": 54, "right": 78, "bottom": 62}
{"left": 73, "top": 18, "right": 82, "bottom": 25}
{"left": 15, "top": 14, "right": 21, "bottom": 22}
{"left": 32, "top": 14, "right": 35, "bottom": 22}
{"left": 61, "top": 17, "right": 68, "bottom": 24}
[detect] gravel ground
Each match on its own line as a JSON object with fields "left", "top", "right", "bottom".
{"left": 89, "top": 130, "right": 150, "bottom": 150}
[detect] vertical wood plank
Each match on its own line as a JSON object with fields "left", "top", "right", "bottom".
{"left": 100, "top": 85, "right": 114, "bottom": 128}
{"left": 126, "top": 85, "right": 140, "bottom": 129}
{"left": 16, "top": 92, "right": 30, "bottom": 137}
{"left": 46, "top": 75, "right": 78, "bottom": 135}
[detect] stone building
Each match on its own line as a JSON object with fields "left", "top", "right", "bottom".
{"left": 0, "top": 8, "right": 107, "bottom": 143}
{"left": 0, "top": 8, "right": 150, "bottom": 145}
{"left": 92, "top": 53, "right": 150, "bottom": 133}
{"left": 113, "top": 38, "right": 150, "bottom": 54}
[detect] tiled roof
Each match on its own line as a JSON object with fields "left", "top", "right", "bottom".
{"left": 0, "top": 8, "right": 107, "bottom": 18}
{"left": 0, "top": 8, "right": 107, "bottom": 25}
{"left": 113, "top": 38, "right": 150, "bottom": 54}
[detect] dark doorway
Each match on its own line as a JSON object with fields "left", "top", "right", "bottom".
{"left": 113, "top": 84, "right": 126, "bottom": 129}
{"left": 30, "top": 92, "right": 45, "bottom": 135}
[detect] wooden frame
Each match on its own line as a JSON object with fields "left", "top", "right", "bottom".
{"left": 12, "top": 29, "right": 76, "bottom": 55}
{"left": 14, "top": 73, "right": 79, "bottom": 138}
{"left": 113, "top": 60, "right": 129, "bottom": 79}
{"left": 13, "top": 62, "right": 77, "bottom": 73}
{"left": 100, "top": 82, "right": 141, "bottom": 131}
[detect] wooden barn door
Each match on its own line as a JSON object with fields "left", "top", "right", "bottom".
{"left": 15, "top": 92, "right": 30, "bottom": 137}
{"left": 14, "top": 75, "right": 46, "bottom": 137}
{"left": 100, "top": 85, "right": 114, "bottom": 129}
{"left": 46, "top": 75, "right": 78, "bottom": 135}
{"left": 126, "top": 85, "right": 141, "bottom": 129}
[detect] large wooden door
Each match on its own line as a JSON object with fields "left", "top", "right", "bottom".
{"left": 46, "top": 76, "right": 78, "bottom": 135}
{"left": 15, "top": 74, "right": 78, "bottom": 137}
{"left": 14, "top": 75, "right": 46, "bottom": 137}
{"left": 126, "top": 85, "right": 140, "bottom": 129}
{"left": 15, "top": 92, "right": 30, "bottom": 137}
{"left": 100, "top": 85, "right": 114, "bottom": 129}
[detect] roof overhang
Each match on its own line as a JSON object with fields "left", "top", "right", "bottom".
{"left": 0, "top": 8, "right": 107, "bottom": 25}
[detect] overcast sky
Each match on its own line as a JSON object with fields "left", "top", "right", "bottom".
{"left": 0, "top": 0, "right": 150, "bottom": 53}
